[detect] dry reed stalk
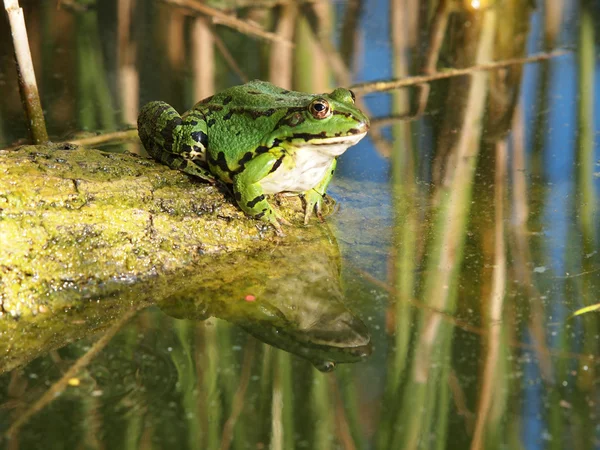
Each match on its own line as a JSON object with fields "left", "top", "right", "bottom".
{"left": 192, "top": 16, "right": 216, "bottom": 98}
{"left": 470, "top": 139, "right": 507, "bottom": 450}
{"left": 269, "top": 2, "right": 297, "bottom": 89}
{"left": 117, "top": 0, "right": 139, "bottom": 126}
{"left": 4, "top": 0, "right": 48, "bottom": 143}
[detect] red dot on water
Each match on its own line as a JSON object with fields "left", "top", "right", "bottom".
{"left": 245, "top": 295, "right": 256, "bottom": 302}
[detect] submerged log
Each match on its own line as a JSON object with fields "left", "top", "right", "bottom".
{"left": 0, "top": 144, "right": 374, "bottom": 374}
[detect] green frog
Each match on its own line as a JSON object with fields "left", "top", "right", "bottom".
{"left": 137, "top": 80, "right": 369, "bottom": 234}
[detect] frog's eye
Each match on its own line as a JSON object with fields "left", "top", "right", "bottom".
{"left": 309, "top": 99, "right": 331, "bottom": 119}
{"left": 349, "top": 90, "right": 356, "bottom": 103}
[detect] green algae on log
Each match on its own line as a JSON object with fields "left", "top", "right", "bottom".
{"left": 0, "top": 144, "right": 306, "bottom": 318}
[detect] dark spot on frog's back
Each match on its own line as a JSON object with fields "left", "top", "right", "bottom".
{"left": 222, "top": 95, "right": 233, "bottom": 105}
{"left": 255, "top": 146, "right": 269, "bottom": 154}
{"left": 236, "top": 107, "right": 277, "bottom": 119}
{"left": 209, "top": 151, "right": 230, "bottom": 173}
{"left": 208, "top": 105, "right": 223, "bottom": 113}
{"left": 160, "top": 117, "right": 183, "bottom": 151}
{"left": 223, "top": 111, "right": 234, "bottom": 121}
{"left": 247, "top": 90, "right": 262, "bottom": 95}
{"left": 238, "top": 151, "right": 253, "bottom": 167}
{"left": 199, "top": 95, "right": 214, "bottom": 104}
{"left": 207, "top": 118, "right": 216, "bottom": 128}
{"left": 191, "top": 130, "right": 208, "bottom": 146}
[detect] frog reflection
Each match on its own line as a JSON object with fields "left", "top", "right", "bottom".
{"left": 158, "top": 226, "right": 371, "bottom": 371}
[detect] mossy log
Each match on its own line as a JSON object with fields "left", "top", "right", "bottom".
{"left": 0, "top": 144, "right": 304, "bottom": 319}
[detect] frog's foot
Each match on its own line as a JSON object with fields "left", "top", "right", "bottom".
{"left": 172, "top": 157, "right": 218, "bottom": 184}
{"left": 302, "top": 190, "right": 331, "bottom": 224}
{"left": 257, "top": 203, "right": 290, "bottom": 236}
{"left": 272, "top": 203, "right": 292, "bottom": 227}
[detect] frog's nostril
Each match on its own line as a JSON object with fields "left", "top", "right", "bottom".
{"left": 356, "top": 121, "right": 369, "bottom": 132}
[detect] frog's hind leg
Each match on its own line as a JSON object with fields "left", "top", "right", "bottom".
{"left": 302, "top": 158, "right": 337, "bottom": 224}
{"left": 138, "top": 101, "right": 216, "bottom": 183}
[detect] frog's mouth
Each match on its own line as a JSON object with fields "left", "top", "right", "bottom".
{"left": 298, "top": 131, "right": 368, "bottom": 156}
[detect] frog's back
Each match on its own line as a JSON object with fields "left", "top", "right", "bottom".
{"left": 193, "top": 81, "right": 314, "bottom": 173}
{"left": 198, "top": 80, "right": 312, "bottom": 110}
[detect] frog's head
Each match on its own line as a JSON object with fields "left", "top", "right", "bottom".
{"left": 267, "top": 88, "right": 370, "bottom": 154}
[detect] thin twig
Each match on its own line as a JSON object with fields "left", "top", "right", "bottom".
{"left": 231, "top": 0, "right": 327, "bottom": 7}
{"left": 163, "top": 0, "right": 294, "bottom": 47}
{"left": 64, "top": 129, "right": 139, "bottom": 147}
{"left": 209, "top": 23, "right": 249, "bottom": 84}
{"left": 448, "top": 370, "right": 475, "bottom": 435}
{"left": 369, "top": 112, "right": 431, "bottom": 128}
{"left": 352, "top": 265, "right": 597, "bottom": 364}
{"left": 351, "top": 50, "right": 569, "bottom": 93}
{"left": 219, "top": 339, "right": 256, "bottom": 450}
{"left": 6, "top": 308, "right": 139, "bottom": 437}
{"left": 330, "top": 376, "right": 357, "bottom": 450}
{"left": 4, "top": 0, "right": 48, "bottom": 143}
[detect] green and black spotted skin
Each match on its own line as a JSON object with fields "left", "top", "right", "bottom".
{"left": 138, "top": 80, "right": 369, "bottom": 233}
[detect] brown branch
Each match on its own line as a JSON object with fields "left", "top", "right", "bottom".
{"left": 351, "top": 50, "right": 569, "bottom": 93}
{"left": 163, "top": 0, "right": 294, "bottom": 47}
{"left": 219, "top": 339, "right": 256, "bottom": 450}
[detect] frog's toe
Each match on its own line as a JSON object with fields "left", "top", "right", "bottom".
{"left": 303, "top": 192, "right": 336, "bottom": 224}
{"left": 302, "top": 191, "right": 324, "bottom": 224}
{"left": 271, "top": 206, "right": 291, "bottom": 229}
{"left": 257, "top": 206, "right": 289, "bottom": 235}
{"left": 270, "top": 219, "right": 285, "bottom": 236}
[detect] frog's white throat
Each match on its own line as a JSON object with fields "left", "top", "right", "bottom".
{"left": 260, "top": 132, "right": 367, "bottom": 195}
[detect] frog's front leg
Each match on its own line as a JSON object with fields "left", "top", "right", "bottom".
{"left": 138, "top": 101, "right": 216, "bottom": 183}
{"left": 233, "top": 151, "right": 290, "bottom": 235}
{"left": 302, "top": 157, "right": 337, "bottom": 224}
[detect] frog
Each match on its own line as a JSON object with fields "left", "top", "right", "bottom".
{"left": 137, "top": 80, "right": 369, "bottom": 234}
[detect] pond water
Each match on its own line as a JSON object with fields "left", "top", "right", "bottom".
{"left": 1, "top": 1, "right": 599, "bottom": 449}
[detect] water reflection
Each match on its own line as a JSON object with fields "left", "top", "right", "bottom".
{"left": 158, "top": 225, "right": 372, "bottom": 371}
